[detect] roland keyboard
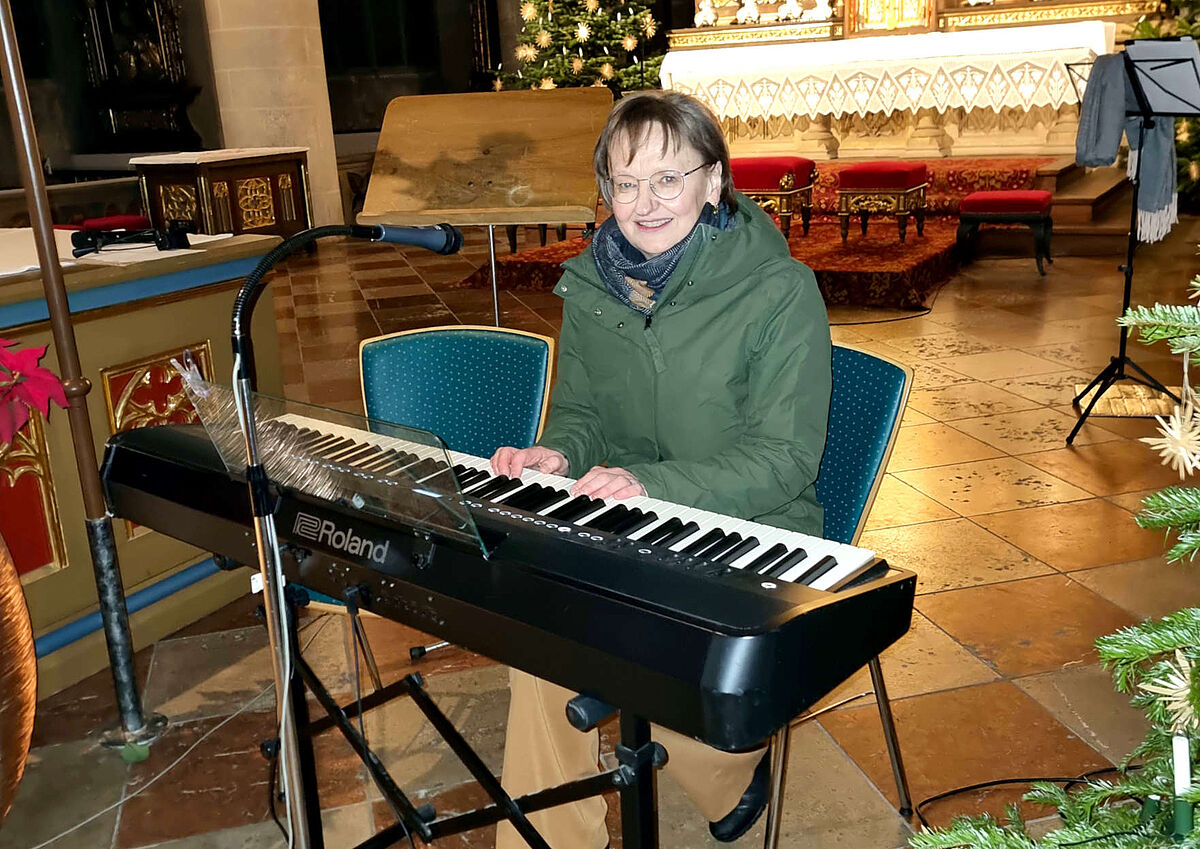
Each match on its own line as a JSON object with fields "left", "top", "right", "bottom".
{"left": 102, "top": 416, "right": 916, "bottom": 750}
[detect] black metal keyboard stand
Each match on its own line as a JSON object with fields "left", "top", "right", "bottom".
{"left": 278, "top": 584, "right": 666, "bottom": 849}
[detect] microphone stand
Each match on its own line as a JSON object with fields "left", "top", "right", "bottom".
{"left": 230, "top": 223, "right": 461, "bottom": 848}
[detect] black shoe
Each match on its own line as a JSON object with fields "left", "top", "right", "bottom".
{"left": 708, "top": 752, "right": 771, "bottom": 843}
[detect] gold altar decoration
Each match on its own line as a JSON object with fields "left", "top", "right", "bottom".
{"left": 0, "top": 531, "right": 35, "bottom": 825}
{"left": 671, "top": 0, "right": 1153, "bottom": 48}
{"left": 159, "top": 183, "right": 197, "bottom": 223}
{"left": 236, "top": 177, "right": 276, "bottom": 229}
{"left": 851, "top": 0, "right": 931, "bottom": 32}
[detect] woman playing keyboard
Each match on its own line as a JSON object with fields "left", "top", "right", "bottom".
{"left": 490, "top": 90, "right": 832, "bottom": 849}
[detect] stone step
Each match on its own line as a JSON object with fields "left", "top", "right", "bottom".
{"left": 1051, "top": 166, "right": 1130, "bottom": 225}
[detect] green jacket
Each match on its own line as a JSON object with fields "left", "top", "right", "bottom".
{"left": 539, "top": 193, "right": 831, "bottom": 536}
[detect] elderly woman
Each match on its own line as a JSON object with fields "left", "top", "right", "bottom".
{"left": 491, "top": 90, "right": 831, "bottom": 848}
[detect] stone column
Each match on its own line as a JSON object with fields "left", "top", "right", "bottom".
{"left": 906, "top": 108, "right": 952, "bottom": 157}
{"left": 200, "top": 0, "right": 340, "bottom": 225}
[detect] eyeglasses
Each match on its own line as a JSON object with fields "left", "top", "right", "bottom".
{"left": 606, "top": 163, "right": 711, "bottom": 203}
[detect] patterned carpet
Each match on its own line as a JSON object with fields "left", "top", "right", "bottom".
{"left": 457, "top": 215, "right": 959, "bottom": 310}
{"left": 452, "top": 158, "right": 1052, "bottom": 309}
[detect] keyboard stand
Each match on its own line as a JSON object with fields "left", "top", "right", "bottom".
{"left": 278, "top": 583, "right": 666, "bottom": 849}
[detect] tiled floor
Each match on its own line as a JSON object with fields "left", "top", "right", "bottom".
{"left": 11, "top": 219, "right": 1200, "bottom": 848}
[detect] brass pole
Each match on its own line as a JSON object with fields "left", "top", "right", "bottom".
{"left": 0, "top": 0, "right": 162, "bottom": 744}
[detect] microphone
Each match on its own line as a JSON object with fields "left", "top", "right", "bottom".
{"left": 365, "top": 223, "right": 463, "bottom": 255}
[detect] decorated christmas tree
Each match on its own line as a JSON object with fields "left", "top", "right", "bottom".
{"left": 495, "top": 0, "right": 662, "bottom": 92}
{"left": 909, "top": 290, "right": 1200, "bottom": 848}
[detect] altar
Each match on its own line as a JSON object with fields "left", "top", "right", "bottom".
{"left": 661, "top": 20, "right": 1116, "bottom": 157}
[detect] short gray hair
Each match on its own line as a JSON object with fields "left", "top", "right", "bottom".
{"left": 593, "top": 91, "right": 737, "bottom": 212}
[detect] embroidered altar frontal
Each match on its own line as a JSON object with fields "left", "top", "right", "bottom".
{"left": 660, "top": 21, "right": 1115, "bottom": 159}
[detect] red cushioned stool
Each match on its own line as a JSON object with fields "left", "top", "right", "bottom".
{"left": 957, "top": 190, "right": 1053, "bottom": 275}
{"left": 730, "top": 156, "right": 816, "bottom": 238}
{"left": 836, "top": 161, "right": 928, "bottom": 244}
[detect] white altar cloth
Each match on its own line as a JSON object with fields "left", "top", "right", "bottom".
{"left": 660, "top": 21, "right": 1115, "bottom": 120}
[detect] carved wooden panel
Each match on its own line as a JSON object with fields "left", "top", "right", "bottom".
{"left": 236, "top": 177, "right": 276, "bottom": 229}
{"left": 100, "top": 342, "right": 214, "bottom": 538}
{"left": 0, "top": 413, "right": 65, "bottom": 580}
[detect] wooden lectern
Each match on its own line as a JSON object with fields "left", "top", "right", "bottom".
{"left": 359, "top": 88, "right": 613, "bottom": 323}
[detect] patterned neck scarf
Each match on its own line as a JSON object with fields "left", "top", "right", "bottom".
{"left": 591, "top": 202, "right": 732, "bottom": 316}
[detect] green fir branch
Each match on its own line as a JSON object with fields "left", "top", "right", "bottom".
{"left": 1097, "top": 609, "right": 1200, "bottom": 691}
{"left": 1120, "top": 304, "right": 1200, "bottom": 348}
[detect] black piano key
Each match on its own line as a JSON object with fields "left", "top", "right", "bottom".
{"left": 714, "top": 536, "right": 759, "bottom": 565}
{"left": 547, "top": 495, "right": 603, "bottom": 522}
{"left": 487, "top": 477, "right": 526, "bottom": 499}
{"left": 761, "top": 548, "right": 810, "bottom": 580}
{"left": 503, "top": 484, "right": 548, "bottom": 510}
{"left": 702, "top": 533, "right": 743, "bottom": 561}
{"left": 465, "top": 475, "right": 509, "bottom": 497}
{"left": 611, "top": 510, "right": 657, "bottom": 536}
{"left": 523, "top": 488, "right": 573, "bottom": 513}
{"left": 336, "top": 444, "right": 382, "bottom": 465}
{"left": 682, "top": 528, "right": 726, "bottom": 555}
{"left": 397, "top": 458, "right": 440, "bottom": 480}
{"left": 368, "top": 451, "right": 418, "bottom": 475}
{"left": 639, "top": 517, "right": 682, "bottom": 545}
{"left": 457, "top": 468, "right": 491, "bottom": 487}
{"left": 658, "top": 521, "right": 700, "bottom": 548}
{"left": 584, "top": 505, "right": 629, "bottom": 531}
{"left": 309, "top": 437, "right": 357, "bottom": 459}
{"left": 746, "top": 543, "right": 789, "bottom": 574}
{"left": 792, "top": 555, "right": 839, "bottom": 586}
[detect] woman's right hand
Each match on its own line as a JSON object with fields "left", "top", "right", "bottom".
{"left": 491, "top": 445, "right": 569, "bottom": 478}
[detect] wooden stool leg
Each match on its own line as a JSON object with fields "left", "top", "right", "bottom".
{"left": 779, "top": 212, "right": 792, "bottom": 239}
{"left": 897, "top": 212, "right": 908, "bottom": 244}
{"left": 556, "top": 223, "right": 567, "bottom": 241}
{"left": 538, "top": 224, "right": 548, "bottom": 247}
{"left": 859, "top": 212, "right": 869, "bottom": 235}
{"left": 800, "top": 199, "right": 812, "bottom": 237}
{"left": 506, "top": 224, "right": 518, "bottom": 253}
{"left": 915, "top": 206, "right": 925, "bottom": 237}
{"left": 840, "top": 213, "right": 850, "bottom": 244}
{"left": 956, "top": 220, "right": 977, "bottom": 264}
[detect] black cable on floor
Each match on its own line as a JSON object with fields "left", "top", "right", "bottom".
{"left": 913, "top": 765, "right": 1145, "bottom": 831}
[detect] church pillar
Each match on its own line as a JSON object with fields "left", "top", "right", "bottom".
{"left": 200, "top": 0, "right": 341, "bottom": 225}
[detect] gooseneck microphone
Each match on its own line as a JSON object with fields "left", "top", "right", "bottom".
{"left": 350, "top": 223, "right": 463, "bottom": 255}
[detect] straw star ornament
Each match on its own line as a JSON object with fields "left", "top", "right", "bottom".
{"left": 1142, "top": 398, "right": 1200, "bottom": 479}
{"left": 1140, "top": 650, "right": 1199, "bottom": 733}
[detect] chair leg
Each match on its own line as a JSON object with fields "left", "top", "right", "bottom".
{"left": 505, "top": 224, "right": 518, "bottom": 253}
{"left": 800, "top": 201, "right": 812, "bottom": 236}
{"left": 762, "top": 724, "right": 791, "bottom": 849}
{"left": 897, "top": 212, "right": 908, "bottom": 244}
{"left": 778, "top": 211, "right": 792, "bottom": 239}
{"left": 538, "top": 223, "right": 548, "bottom": 247}
{"left": 839, "top": 213, "right": 850, "bottom": 244}
{"left": 350, "top": 612, "right": 384, "bottom": 692}
{"left": 869, "top": 656, "right": 913, "bottom": 817}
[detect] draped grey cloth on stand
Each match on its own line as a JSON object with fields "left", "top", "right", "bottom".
{"left": 1075, "top": 52, "right": 1177, "bottom": 243}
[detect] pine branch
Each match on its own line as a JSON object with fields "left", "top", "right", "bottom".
{"left": 1120, "top": 304, "right": 1200, "bottom": 348}
{"left": 1096, "top": 609, "right": 1200, "bottom": 690}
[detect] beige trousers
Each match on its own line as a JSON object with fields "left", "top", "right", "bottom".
{"left": 496, "top": 669, "right": 766, "bottom": 849}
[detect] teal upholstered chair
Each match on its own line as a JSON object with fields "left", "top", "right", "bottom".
{"left": 355, "top": 325, "right": 555, "bottom": 663}
{"left": 763, "top": 344, "right": 914, "bottom": 848}
{"left": 359, "top": 325, "right": 554, "bottom": 459}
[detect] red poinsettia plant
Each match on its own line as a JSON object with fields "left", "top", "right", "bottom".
{"left": 0, "top": 339, "right": 67, "bottom": 446}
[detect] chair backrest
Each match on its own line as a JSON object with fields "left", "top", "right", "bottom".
{"left": 816, "top": 345, "right": 911, "bottom": 546}
{"left": 359, "top": 325, "right": 554, "bottom": 458}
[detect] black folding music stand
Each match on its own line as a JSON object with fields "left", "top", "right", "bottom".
{"left": 1067, "top": 39, "right": 1200, "bottom": 444}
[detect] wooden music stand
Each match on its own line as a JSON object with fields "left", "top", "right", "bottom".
{"left": 359, "top": 89, "right": 613, "bottom": 324}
